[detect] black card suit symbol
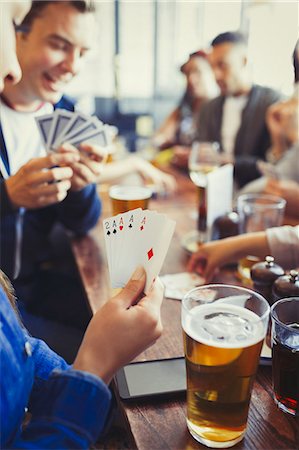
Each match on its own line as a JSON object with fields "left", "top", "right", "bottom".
{"left": 107, "top": 231, "right": 111, "bottom": 235}
{"left": 129, "top": 224, "right": 132, "bottom": 228}
{"left": 113, "top": 229, "right": 117, "bottom": 234}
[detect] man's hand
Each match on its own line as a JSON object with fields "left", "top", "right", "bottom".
{"left": 5, "top": 152, "right": 79, "bottom": 209}
{"left": 73, "top": 267, "right": 164, "bottom": 384}
{"left": 58, "top": 142, "right": 107, "bottom": 192}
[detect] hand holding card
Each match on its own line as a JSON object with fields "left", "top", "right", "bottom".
{"left": 103, "top": 209, "right": 176, "bottom": 293}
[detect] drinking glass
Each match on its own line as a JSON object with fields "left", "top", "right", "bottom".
{"left": 270, "top": 297, "right": 299, "bottom": 416}
{"left": 109, "top": 185, "right": 152, "bottom": 215}
{"left": 182, "top": 284, "right": 270, "bottom": 448}
{"left": 237, "top": 194, "right": 286, "bottom": 283}
{"left": 188, "top": 141, "right": 220, "bottom": 236}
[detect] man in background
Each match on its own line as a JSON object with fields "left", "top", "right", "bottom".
{"left": 197, "top": 31, "right": 281, "bottom": 188}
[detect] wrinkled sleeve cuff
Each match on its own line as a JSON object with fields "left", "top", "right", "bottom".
{"left": 29, "top": 369, "right": 112, "bottom": 443}
{"left": 266, "top": 225, "right": 299, "bottom": 270}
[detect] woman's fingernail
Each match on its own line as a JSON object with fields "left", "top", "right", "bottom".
{"left": 131, "top": 266, "right": 145, "bottom": 280}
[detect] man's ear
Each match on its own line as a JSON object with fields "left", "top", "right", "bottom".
{"left": 17, "top": 31, "right": 29, "bottom": 44}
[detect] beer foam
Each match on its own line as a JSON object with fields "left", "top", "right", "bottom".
{"left": 183, "top": 304, "right": 265, "bottom": 349}
{"left": 109, "top": 186, "right": 152, "bottom": 201}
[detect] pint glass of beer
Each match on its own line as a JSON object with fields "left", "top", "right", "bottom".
{"left": 109, "top": 185, "right": 152, "bottom": 215}
{"left": 181, "top": 284, "right": 270, "bottom": 448}
{"left": 271, "top": 297, "right": 299, "bottom": 416}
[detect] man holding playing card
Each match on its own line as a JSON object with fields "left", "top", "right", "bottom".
{"left": 0, "top": 0, "right": 106, "bottom": 356}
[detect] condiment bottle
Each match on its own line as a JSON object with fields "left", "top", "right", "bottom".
{"left": 272, "top": 270, "right": 299, "bottom": 302}
{"left": 250, "top": 256, "right": 284, "bottom": 305}
{"left": 211, "top": 211, "right": 240, "bottom": 240}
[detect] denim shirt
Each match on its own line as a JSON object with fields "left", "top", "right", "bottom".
{"left": 0, "top": 287, "right": 111, "bottom": 448}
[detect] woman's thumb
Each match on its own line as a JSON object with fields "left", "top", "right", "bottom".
{"left": 115, "top": 266, "right": 146, "bottom": 308}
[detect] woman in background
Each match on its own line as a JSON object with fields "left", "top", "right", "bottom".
{"left": 153, "top": 50, "right": 218, "bottom": 152}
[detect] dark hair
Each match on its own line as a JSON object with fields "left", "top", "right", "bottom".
{"left": 211, "top": 31, "right": 247, "bottom": 47}
{"left": 293, "top": 39, "right": 299, "bottom": 83}
{"left": 21, "top": 1, "right": 96, "bottom": 29}
{"left": 180, "top": 50, "right": 208, "bottom": 73}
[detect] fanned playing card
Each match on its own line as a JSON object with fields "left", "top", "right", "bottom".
{"left": 35, "top": 109, "right": 112, "bottom": 152}
{"left": 103, "top": 209, "right": 176, "bottom": 293}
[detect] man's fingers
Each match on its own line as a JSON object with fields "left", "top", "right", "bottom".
{"left": 37, "top": 191, "right": 68, "bottom": 207}
{"left": 30, "top": 167, "right": 73, "bottom": 186}
{"left": 71, "top": 162, "right": 94, "bottom": 182}
{"left": 79, "top": 143, "right": 108, "bottom": 163}
{"left": 35, "top": 179, "right": 72, "bottom": 196}
{"left": 24, "top": 152, "right": 79, "bottom": 173}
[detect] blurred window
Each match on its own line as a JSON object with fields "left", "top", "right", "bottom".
{"left": 65, "top": 1, "right": 297, "bottom": 107}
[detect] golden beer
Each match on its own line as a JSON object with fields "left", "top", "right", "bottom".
{"left": 237, "top": 256, "right": 260, "bottom": 285}
{"left": 182, "top": 303, "right": 265, "bottom": 447}
{"left": 109, "top": 185, "right": 152, "bottom": 215}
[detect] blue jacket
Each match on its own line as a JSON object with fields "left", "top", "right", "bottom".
{"left": 0, "top": 287, "right": 111, "bottom": 448}
{"left": 0, "top": 97, "right": 101, "bottom": 280}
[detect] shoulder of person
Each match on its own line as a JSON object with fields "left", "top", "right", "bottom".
{"left": 251, "top": 84, "right": 283, "bottom": 104}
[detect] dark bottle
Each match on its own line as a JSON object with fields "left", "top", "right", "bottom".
{"left": 272, "top": 270, "right": 299, "bottom": 302}
{"left": 250, "top": 256, "right": 284, "bottom": 305}
{"left": 211, "top": 211, "right": 240, "bottom": 240}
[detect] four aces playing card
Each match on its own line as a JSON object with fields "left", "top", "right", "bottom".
{"left": 103, "top": 209, "right": 176, "bottom": 294}
{"left": 35, "top": 109, "right": 112, "bottom": 152}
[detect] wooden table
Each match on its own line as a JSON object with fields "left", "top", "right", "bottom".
{"left": 71, "top": 168, "right": 299, "bottom": 450}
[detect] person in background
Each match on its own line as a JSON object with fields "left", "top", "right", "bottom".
{"left": 188, "top": 226, "right": 299, "bottom": 283}
{"left": 238, "top": 39, "right": 299, "bottom": 220}
{"left": 197, "top": 31, "right": 281, "bottom": 188}
{"left": 0, "top": 3, "right": 164, "bottom": 447}
{"left": 265, "top": 40, "right": 298, "bottom": 163}
{"left": 152, "top": 50, "right": 218, "bottom": 167}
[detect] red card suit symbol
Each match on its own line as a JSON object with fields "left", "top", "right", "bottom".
{"left": 147, "top": 248, "right": 154, "bottom": 260}
{"left": 120, "top": 226, "right": 123, "bottom": 230}
{"left": 140, "top": 225, "right": 144, "bottom": 230}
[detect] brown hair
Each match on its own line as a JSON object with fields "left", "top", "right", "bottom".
{"left": 21, "top": 1, "right": 96, "bottom": 29}
{"left": 0, "top": 270, "right": 19, "bottom": 316}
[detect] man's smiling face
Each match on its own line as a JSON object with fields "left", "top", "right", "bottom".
{"left": 15, "top": 2, "right": 95, "bottom": 104}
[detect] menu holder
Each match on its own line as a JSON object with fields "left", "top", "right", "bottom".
{"left": 206, "top": 164, "right": 233, "bottom": 231}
